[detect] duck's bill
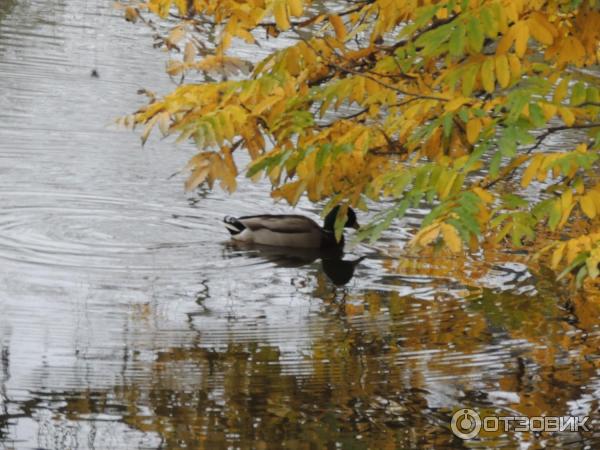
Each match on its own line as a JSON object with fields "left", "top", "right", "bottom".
{"left": 352, "top": 222, "right": 361, "bottom": 230}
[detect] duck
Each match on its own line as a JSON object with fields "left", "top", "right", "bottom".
{"left": 223, "top": 205, "right": 360, "bottom": 249}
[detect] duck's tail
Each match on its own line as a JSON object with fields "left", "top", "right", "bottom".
{"left": 223, "top": 216, "right": 245, "bottom": 235}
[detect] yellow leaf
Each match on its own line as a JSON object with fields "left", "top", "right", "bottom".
{"left": 551, "top": 242, "right": 566, "bottom": 269}
{"left": 174, "top": 0, "right": 188, "bottom": 15}
{"left": 473, "top": 187, "right": 493, "bottom": 203}
{"left": 288, "top": 0, "right": 303, "bottom": 17}
{"left": 273, "top": 1, "right": 291, "bottom": 31}
{"left": 553, "top": 77, "right": 569, "bottom": 103}
{"left": 562, "top": 189, "right": 573, "bottom": 211}
{"left": 559, "top": 107, "right": 575, "bottom": 126}
{"left": 514, "top": 21, "right": 529, "bottom": 57}
{"left": 466, "top": 118, "right": 482, "bottom": 144}
{"left": 125, "top": 6, "right": 138, "bottom": 22}
{"left": 253, "top": 94, "right": 284, "bottom": 115}
{"left": 445, "top": 96, "right": 470, "bottom": 112}
{"left": 528, "top": 16, "right": 553, "bottom": 45}
{"left": 185, "top": 164, "right": 210, "bottom": 191}
{"left": 415, "top": 224, "right": 441, "bottom": 247}
{"left": 441, "top": 223, "right": 462, "bottom": 253}
{"left": 580, "top": 195, "right": 597, "bottom": 219}
{"left": 540, "top": 103, "right": 557, "bottom": 120}
{"left": 157, "top": 111, "right": 170, "bottom": 136}
{"left": 236, "top": 28, "right": 256, "bottom": 44}
{"left": 329, "top": 15, "right": 347, "bottom": 41}
{"left": 589, "top": 189, "right": 600, "bottom": 211}
{"left": 354, "top": 129, "right": 369, "bottom": 152}
{"left": 495, "top": 54, "right": 510, "bottom": 88}
{"left": 496, "top": 26, "right": 514, "bottom": 55}
{"left": 508, "top": 54, "right": 521, "bottom": 78}
{"left": 521, "top": 154, "right": 542, "bottom": 188}
{"left": 141, "top": 114, "right": 159, "bottom": 145}
{"left": 274, "top": 180, "right": 306, "bottom": 205}
{"left": 481, "top": 58, "right": 495, "bottom": 93}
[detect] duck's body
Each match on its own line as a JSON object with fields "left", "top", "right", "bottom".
{"left": 223, "top": 206, "right": 359, "bottom": 249}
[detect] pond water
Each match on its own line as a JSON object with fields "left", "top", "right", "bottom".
{"left": 1, "top": 1, "right": 600, "bottom": 449}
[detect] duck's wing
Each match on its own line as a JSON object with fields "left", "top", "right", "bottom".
{"left": 232, "top": 214, "right": 323, "bottom": 248}
{"left": 237, "top": 214, "right": 321, "bottom": 233}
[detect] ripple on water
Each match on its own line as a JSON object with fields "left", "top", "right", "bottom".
{"left": 0, "top": 190, "right": 223, "bottom": 275}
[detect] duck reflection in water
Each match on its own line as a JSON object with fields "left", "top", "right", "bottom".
{"left": 224, "top": 241, "right": 365, "bottom": 286}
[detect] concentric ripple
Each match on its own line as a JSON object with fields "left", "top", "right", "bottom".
{"left": 0, "top": 190, "right": 216, "bottom": 273}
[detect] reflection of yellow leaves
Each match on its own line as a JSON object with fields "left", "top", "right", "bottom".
{"left": 166, "top": 60, "right": 184, "bottom": 76}
{"left": 344, "top": 303, "right": 364, "bottom": 316}
{"left": 167, "top": 26, "right": 185, "bottom": 47}
{"left": 184, "top": 42, "right": 195, "bottom": 64}
{"left": 551, "top": 242, "right": 566, "bottom": 269}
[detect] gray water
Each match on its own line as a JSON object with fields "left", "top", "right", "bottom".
{"left": 1, "top": 1, "right": 600, "bottom": 449}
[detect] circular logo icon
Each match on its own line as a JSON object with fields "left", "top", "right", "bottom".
{"left": 451, "top": 408, "right": 482, "bottom": 439}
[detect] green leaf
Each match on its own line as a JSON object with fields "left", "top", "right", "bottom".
{"left": 315, "top": 144, "right": 330, "bottom": 170}
{"left": 443, "top": 114, "right": 454, "bottom": 138}
{"left": 571, "top": 81, "right": 586, "bottom": 106}
{"left": 449, "top": 23, "right": 466, "bottom": 57}
{"left": 464, "top": 141, "right": 489, "bottom": 171}
{"left": 480, "top": 7, "right": 497, "bottom": 38}
{"left": 467, "top": 16, "right": 484, "bottom": 52}
{"left": 503, "top": 194, "right": 529, "bottom": 209}
{"left": 490, "top": 151, "right": 502, "bottom": 177}
{"left": 529, "top": 103, "right": 546, "bottom": 127}
{"left": 462, "top": 64, "right": 479, "bottom": 97}
{"left": 499, "top": 127, "right": 517, "bottom": 157}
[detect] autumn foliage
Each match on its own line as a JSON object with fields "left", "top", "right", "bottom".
{"left": 120, "top": 0, "right": 600, "bottom": 287}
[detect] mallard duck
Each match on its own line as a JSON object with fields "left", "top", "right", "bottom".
{"left": 224, "top": 206, "right": 359, "bottom": 249}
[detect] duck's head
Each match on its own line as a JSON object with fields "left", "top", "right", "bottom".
{"left": 323, "top": 206, "right": 360, "bottom": 232}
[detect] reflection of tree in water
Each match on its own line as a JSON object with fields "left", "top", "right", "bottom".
{"left": 1, "top": 281, "right": 599, "bottom": 448}
{"left": 108, "top": 286, "right": 600, "bottom": 448}
{"left": 0, "top": 0, "right": 17, "bottom": 21}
